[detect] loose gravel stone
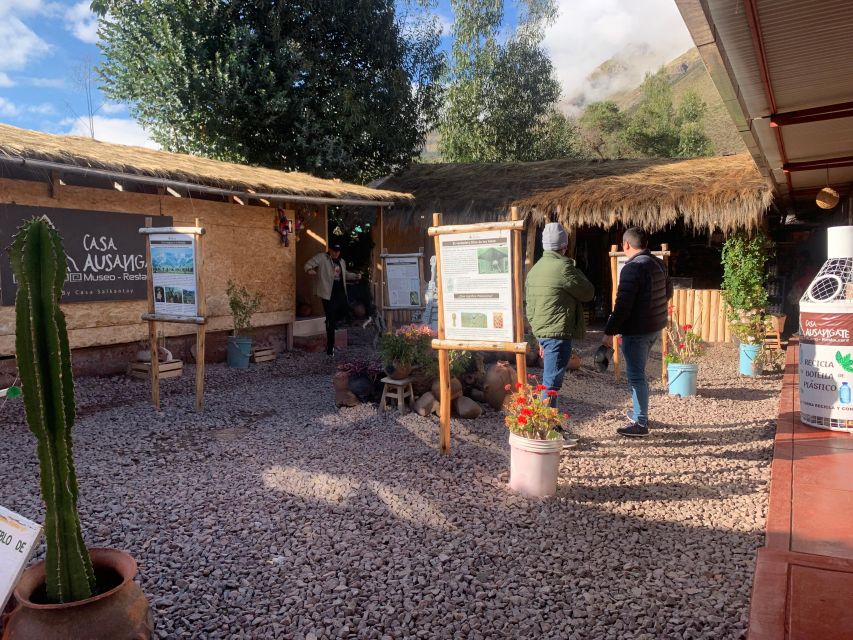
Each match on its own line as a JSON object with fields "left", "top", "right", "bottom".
{"left": 0, "top": 329, "right": 779, "bottom": 639}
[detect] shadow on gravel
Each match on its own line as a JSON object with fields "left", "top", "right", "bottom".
{"left": 699, "top": 387, "right": 779, "bottom": 401}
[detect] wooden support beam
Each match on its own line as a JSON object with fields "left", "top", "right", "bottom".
{"left": 49, "top": 170, "right": 61, "bottom": 200}
{"left": 428, "top": 219, "right": 525, "bottom": 236}
{"left": 511, "top": 207, "right": 527, "bottom": 385}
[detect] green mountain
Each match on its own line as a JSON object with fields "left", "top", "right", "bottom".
{"left": 569, "top": 47, "right": 746, "bottom": 156}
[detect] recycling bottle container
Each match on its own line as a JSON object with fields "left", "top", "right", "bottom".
{"left": 799, "top": 225, "right": 853, "bottom": 432}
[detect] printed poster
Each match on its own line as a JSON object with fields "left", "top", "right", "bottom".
{"left": 439, "top": 230, "right": 514, "bottom": 342}
{"left": 385, "top": 256, "right": 422, "bottom": 308}
{"left": 150, "top": 233, "right": 198, "bottom": 317}
{"left": 799, "top": 312, "right": 853, "bottom": 424}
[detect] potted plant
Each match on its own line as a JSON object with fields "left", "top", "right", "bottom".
{"left": 664, "top": 314, "right": 705, "bottom": 397}
{"left": 730, "top": 316, "right": 769, "bottom": 376}
{"left": 721, "top": 231, "right": 770, "bottom": 377}
{"left": 377, "top": 324, "right": 433, "bottom": 380}
{"left": 504, "top": 377, "right": 569, "bottom": 498}
{"left": 3, "top": 218, "right": 152, "bottom": 639}
{"left": 226, "top": 280, "right": 263, "bottom": 369}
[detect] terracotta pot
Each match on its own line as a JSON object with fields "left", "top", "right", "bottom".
{"left": 332, "top": 370, "right": 350, "bottom": 392}
{"left": 568, "top": 353, "right": 581, "bottom": 371}
{"left": 431, "top": 377, "right": 462, "bottom": 402}
{"left": 484, "top": 361, "right": 516, "bottom": 410}
{"left": 2, "top": 548, "right": 152, "bottom": 640}
{"left": 769, "top": 314, "right": 786, "bottom": 333}
{"left": 386, "top": 362, "right": 413, "bottom": 380}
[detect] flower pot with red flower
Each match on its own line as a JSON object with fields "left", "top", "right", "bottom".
{"left": 504, "top": 379, "right": 569, "bottom": 497}
{"left": 665, "top": 317, "right": 704, "bottom": 397}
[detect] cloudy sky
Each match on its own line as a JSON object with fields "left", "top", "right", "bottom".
{"left": 0, "top": 0, "right": 694, "bottom": 148}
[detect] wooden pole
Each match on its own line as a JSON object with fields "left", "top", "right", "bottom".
{"left": 524, "top": 217, "right": 538, "bottom": 279}
{"left": 660, "top": 243, "right": 670, "bottom": 383}
{"left": 194, "top": 217, "right": 206, "bottom": 413}
{"left": 432, "top": 213, "right": 451, "bottom": 455}
{"left": 144, "top": 217, "right": 160, "bottom": 410}
{"left": 511, "top": 207, "right": 527, "bottom": 386}
{"left": 609, "top": 245, "right": 620, "bottom": 381}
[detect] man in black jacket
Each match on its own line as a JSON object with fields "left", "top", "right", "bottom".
{"left": 603, "top": 227, "right": 671, "bottom": 437}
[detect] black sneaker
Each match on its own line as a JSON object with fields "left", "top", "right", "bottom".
{"left": 555, "top": 425, "right": 579, "bottom": 448}
{"left": 617, "top": 422, "right": 650, "bottom": 438}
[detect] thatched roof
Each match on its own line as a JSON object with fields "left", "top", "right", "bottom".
{"left": 378, "top": 154, "right": 771, "bottom": 233}
{"left": 0, "top": 123, "right": 411, "bottom": 203}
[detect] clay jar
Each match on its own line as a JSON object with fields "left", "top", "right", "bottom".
{"left": 2, "top": 548, "right": 152, "bottom": 640}
{"left": 431, "top": 377, "right": 463, "bottom": 403}
{"left": 483, "top": 361, "right": 516, "bottom": 410}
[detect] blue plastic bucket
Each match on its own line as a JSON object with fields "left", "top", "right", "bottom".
{"left": 667, "top": 363, "right": 699, "bottom": 397}
{"left": 227, "top": 335, "right": 253, "bottom": 368}
{"left": 739, "top": 343, "right": 761, "bottom": 377}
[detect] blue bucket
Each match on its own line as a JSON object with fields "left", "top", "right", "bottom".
{"left": 739, "top": 343, "right": 761, "bottom": 377}
{"left": 227, "top": 335, "right": 253, "bottom": 368}
{"left": 667, "top": 363, "right": 699, "bottom": 397}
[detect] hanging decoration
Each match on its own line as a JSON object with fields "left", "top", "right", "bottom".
{"left": 816, "top": 166, "right": 840, "bottom": 210}
{"left": 275, "top": 208, "right": 291, "bottom": 246}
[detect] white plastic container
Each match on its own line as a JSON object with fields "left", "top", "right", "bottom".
{"left": 799, "top": 225, "right": 853, "bottom": 432}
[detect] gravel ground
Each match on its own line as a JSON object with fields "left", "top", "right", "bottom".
{"left": 0, "top": 328, "right": 781, "bottom": 639}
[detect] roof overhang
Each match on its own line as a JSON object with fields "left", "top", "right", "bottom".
{"left": 0, "top": 156, "right": 396, "bottom": 208}
{"left": 676, "top": 0, "right": 853, "bottom": 215}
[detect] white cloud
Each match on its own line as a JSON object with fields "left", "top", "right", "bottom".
{"left": 0, "top": 0, "right": 45, "bottom": 16}
{"left": 27, "top": 76, "right": 67, "bottom": 88}
{"left": 62, "top": 115, "right": 159, "bottom": 149}
{"left": 26, "top": 102, "right": 55, "bottom": 114}
{"left": 65, "top": 1, "right": 98, "bottom": 44}
{"left": 100, "top": 101, "right": 125, "bottom": 115}
{"left": 544, "top": 0, "right": 695, "bottom": 107}
{"left": 0, "top": 16, "right": 50, "bottom": 71}
{"left": 437, "top": 12, "right": 453, "bottom": 35}
{"left": 0, "top": 96, "right": 19, "bottom": 116}
{"left": 0, "top": 72, "right": 13, "bottom": 87}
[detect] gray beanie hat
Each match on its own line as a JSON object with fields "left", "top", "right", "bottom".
{"left": 542, "top": 222, "right": 568, "bottom": 251}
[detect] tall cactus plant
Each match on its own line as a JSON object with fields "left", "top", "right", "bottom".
{"left": 9, "top": 217, "right": 95, "bottom": 603}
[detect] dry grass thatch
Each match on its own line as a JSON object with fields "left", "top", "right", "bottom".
{"left": 0, "top": 123, "right": 411, "bottom": 203}
{"left": 379, "top": 154, "right": 771, "bottom": 233}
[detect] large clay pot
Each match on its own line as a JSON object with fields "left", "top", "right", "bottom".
{"left": 2, "top": 548, "right": 152, "bottom": 640}
{"left": 568, "top": 353, "right": 581, "bottom": 371}
{"left": 484, "top": 361, "right": 516, "bottom": 410}
{"left": 431, "top": 377, "right": 463, "bottom": 403}
{"left": 386, "top": 362, "right": 413, "bottom": 380}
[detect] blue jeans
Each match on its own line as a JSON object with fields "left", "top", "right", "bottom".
{"left": 620, "top": 332, "right": 658, "bottom": 426}
{"left": 539, "top": 338, "right": 572, "bottom": 409}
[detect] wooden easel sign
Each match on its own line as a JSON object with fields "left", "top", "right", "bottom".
{"left": 429, "top": 207, "right": 528, "bottom": 454}
{"left": 140, "top": 218, "right": 207, "bottom": 412}
{"left": 608, "top": 243, "right": 671, "bottom": 382}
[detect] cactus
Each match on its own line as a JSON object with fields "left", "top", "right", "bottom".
{"left": 9, "top": 217, "right": 95, "bottom": 603}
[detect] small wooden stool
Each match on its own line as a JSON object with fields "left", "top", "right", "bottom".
{"left": 379, "top": 376, "right": 414, "bottom": 415}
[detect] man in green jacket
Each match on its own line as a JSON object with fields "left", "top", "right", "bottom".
{"left": 526, "top": 223, "right": 594, "bottom": 415}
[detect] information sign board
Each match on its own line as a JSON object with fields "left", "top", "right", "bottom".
{"left": 150, "top": 233, "right": 198, "bottom": 317}
{"left": 0, "top": 505, "right": 42, "bottom": 612}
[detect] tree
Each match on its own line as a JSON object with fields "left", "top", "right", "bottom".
{"left": 439, "top": 0, "right": 577, "bottom": 162}
{"left": 623, "top": 69, "right": 712, "bottom": 158}
{"left": 578, "top": 100, "right": 627, "bottom": 159}
{"left": 93, "top": 0, "right": 444, "bottom": 182}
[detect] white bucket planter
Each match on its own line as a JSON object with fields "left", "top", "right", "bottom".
{"left": 508, "top": 432, "right": 563, "bottom": 497}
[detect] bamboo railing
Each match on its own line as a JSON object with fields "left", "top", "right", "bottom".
{"left": 671, "top": 288, "right": 731, "bottom": 343}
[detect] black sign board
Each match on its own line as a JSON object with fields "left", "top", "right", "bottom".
{"left": 0, "top": 204, "right": 173, "bottom": 305}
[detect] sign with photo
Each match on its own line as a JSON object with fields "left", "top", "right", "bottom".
{"left": 438, "top": 229, "right": 514, "bottom": 342}
{"left": 0, "top": 505, "right": 42, "bottom": 612}
{"left": 150, "top": 233, "right": 199, "bottom": 317}
{"left": 0, "top": 204, "right": 172, "bottom": 305}
{"left": 384, "top": 254, "right": 423, "bottom": 309}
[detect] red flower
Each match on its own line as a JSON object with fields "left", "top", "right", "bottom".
{"left": 667, "top": 305, "right": 674, "bottom": 315}
{"left": 515, "top": 382, "right": 523, "bottom": 389}
{"left": 683, "top": 324, "right": 692, "bottom": 331}
{"left": 679, "top": 343, "right": 686, "bottom": 349}
{"left": 515, "top": 396, "right": 527, "bottom": 405}
{"left": 536, "top": 384, "right": 547, "bottom": 391}
{"left": 504, "top": 384, "right": 511, "bottom": 391}
{"left": 546, "top": 389, "right": 558, "bottom": 397}
{"left": 521, "top": 408, "right": 533, "bottom": 416}
{"left": 563, "top": 413, "right": 571, "bottom": 420}
{"left": 527, "top": 374, "right": 536, "bottom": 379}
{"left": 517, "top": 416, "right": 528, "bottom": 425}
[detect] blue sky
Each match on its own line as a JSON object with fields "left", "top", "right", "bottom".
{"left": 0, "top": 0, "right": 693, "bottom": 149}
